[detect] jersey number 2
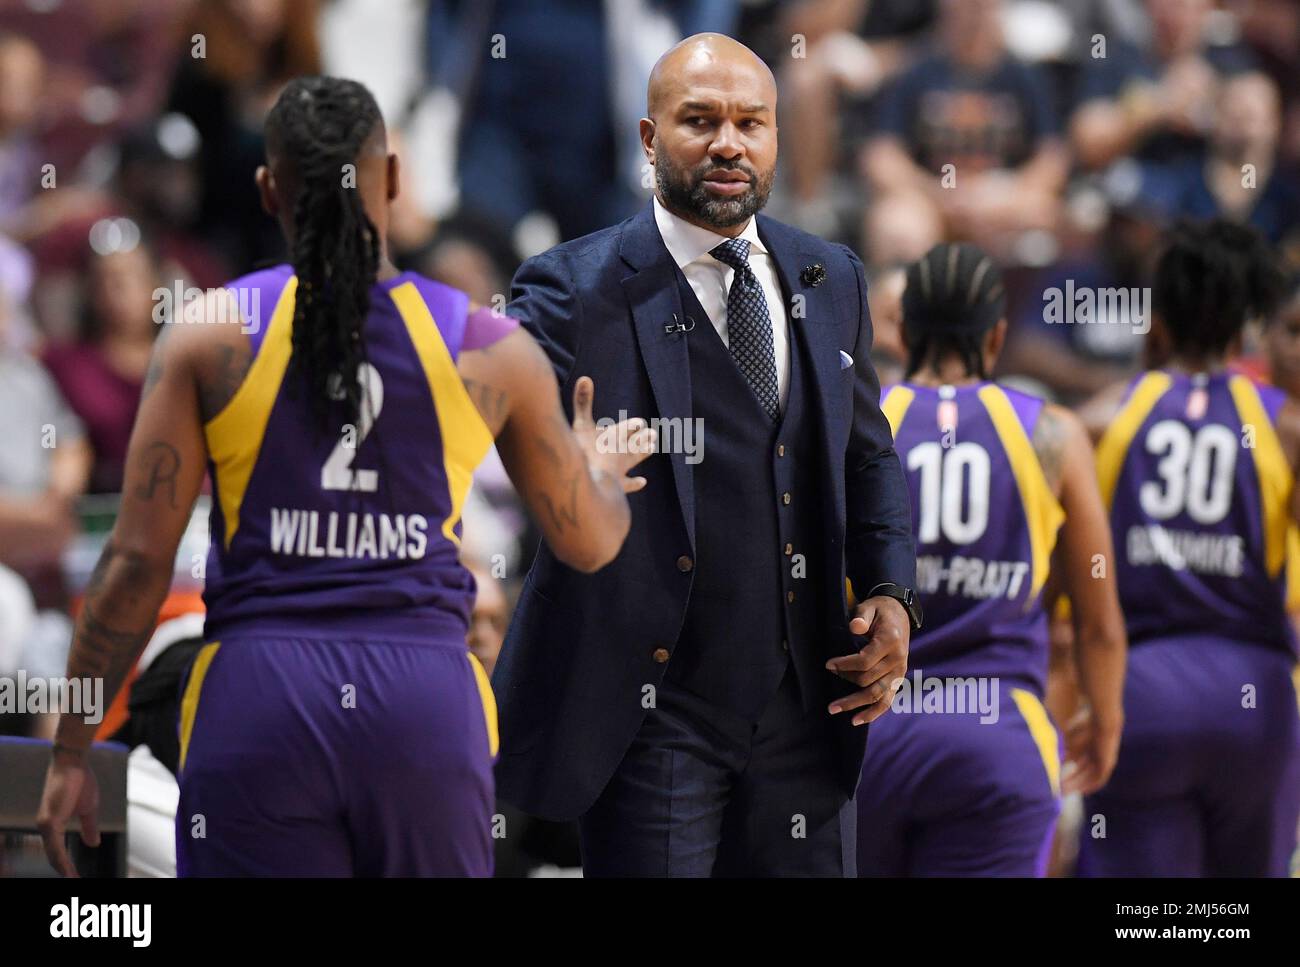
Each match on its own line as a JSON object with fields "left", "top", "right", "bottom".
{"left": 321, "top": 362, "right": 384, "bottom": 492}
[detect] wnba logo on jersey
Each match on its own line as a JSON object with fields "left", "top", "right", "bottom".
{"left": 151, "top": 280, "right": 261, "bottom": 334}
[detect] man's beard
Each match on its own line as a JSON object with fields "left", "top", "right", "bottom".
{"left": 654, "top": 149, "right": 774, "bottom": 229}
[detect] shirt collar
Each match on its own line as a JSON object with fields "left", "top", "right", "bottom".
{"left": 652, "top": 195, "right": 766, "bottom": 270}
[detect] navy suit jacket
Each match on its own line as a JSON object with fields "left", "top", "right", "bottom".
{"left": 492, "top": 202, "right": 915, "bottom": 821}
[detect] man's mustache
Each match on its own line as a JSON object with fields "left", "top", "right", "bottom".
{"left": 692, "top": 163, "right": 758, "bottom": 186}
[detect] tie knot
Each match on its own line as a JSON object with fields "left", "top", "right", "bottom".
{"left": 710, "top": 238, "right": 751, "bottom": 271}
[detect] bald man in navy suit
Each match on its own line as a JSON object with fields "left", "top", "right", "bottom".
{"left": 492, "top": 33, "right": 919, "bottom": 877}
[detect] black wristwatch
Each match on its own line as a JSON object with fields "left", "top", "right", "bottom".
{"left": 867, "top": 583, "right": 923, "bottom": 631}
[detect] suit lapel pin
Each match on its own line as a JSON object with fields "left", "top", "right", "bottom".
{"left": 801, "top": 263, "right": 826, "bottom": 287}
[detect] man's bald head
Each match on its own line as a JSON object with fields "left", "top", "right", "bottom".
{"left": 641, "top": 33, "right": 778, "bottom": 234}
{"left": 647, "top": 33, "right": 776, "bottom": 119}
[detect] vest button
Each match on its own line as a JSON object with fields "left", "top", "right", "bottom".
{"left": 652, "top": 647, "right": 671, "bottom": 663}
{"left": 777, "top": 444, "right": 786, "bottom": 457}
{"left": 782, "top": 492, "right": 791, "bottom": 505}
{"left": 676, "top": 555, "right": 694, "bottom": 573}
{"left": 784, "top": 543, "right": 793, "bottom": 556}
{"left": 787, "top": 591, "right": 795, "bottom": 603}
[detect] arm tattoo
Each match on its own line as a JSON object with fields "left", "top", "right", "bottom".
{"left": 76, "top": 601, "right": 155, "bottom": 682}
{"left": 135, "top": 442, "right": 181, "bottom": 509}
{"left": 534, "top": 410, "right": 585, "bottom": 533}
{"left": 462, "top": 377, "right": 509, "bottom": 426}
{"left": 197, "top": 343, "right": 254, "bottom": 423}
{"left": 538, "top": 471, "right": 581, "bottom": 534}
{"left": 56, "top": 542, "right": 165, "bottom": 747}
{"left": 1033, "top": 408, "right": 1067, "bottom": 492}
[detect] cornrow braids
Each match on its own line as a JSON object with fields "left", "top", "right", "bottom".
{"left": 264, "top": 76, "right": 384, "bottom": 431}
{"left": 901, "top": 242, "right": 1006, "bottom": 380}
{"left": 1154, "top": 218, "right": 1286, "bottom": 359}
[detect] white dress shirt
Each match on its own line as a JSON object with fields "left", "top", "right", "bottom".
{"left": 652, "top": 195, "right": 791, "bottom": 408}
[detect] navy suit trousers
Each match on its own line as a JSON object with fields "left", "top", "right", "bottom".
{"left": 577, "top": 665, "right": 857, "bottom": 877}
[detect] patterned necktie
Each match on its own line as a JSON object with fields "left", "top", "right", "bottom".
{"left": 709, "top": 238, "right": 780, "bottom": 421}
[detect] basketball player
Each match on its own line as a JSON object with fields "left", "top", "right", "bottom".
{"left": 1264, "top": 277, "right": 1300, "bottom": 400}
{"left": 1078, "top": 219, "right": 1300, "bottom": 876}
{"left": 36, "top": 77, "right": 654, "bottom": 877}
{"left": 856, "top": 243, "right": 1127, "bottom": 876}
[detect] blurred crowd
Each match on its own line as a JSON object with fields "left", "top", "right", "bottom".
{"left": 0, "top": 0, "right": 1297, "bottom": 874}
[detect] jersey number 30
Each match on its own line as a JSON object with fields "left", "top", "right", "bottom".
{"left": 1138, "top": 420, "right": 1236, "bottom": 525}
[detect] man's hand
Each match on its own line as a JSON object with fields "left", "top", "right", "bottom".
{"left": 824, "top": 595, "right": 911, "bottom": 726}
{"left": 1061, "top": 703, "right": 1124, "bottom": 796}
{"left": 569, "top": 376, "right": 656, "bottom": 493}
{"left": 36, "top": 748, "right": 101, "bottom": 877}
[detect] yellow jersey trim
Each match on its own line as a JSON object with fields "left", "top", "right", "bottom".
{"left": 978, "top": 385, "right": 1066, "bottom": 604}
{"left": 1228, "top": 375, "right": 1293, "bottom": 579}
{"left": 178, "top": 642, "right": 221, "bottom": 773}
{"left": 390, "top": 282, "right": 494, "bottom": 547}
{"left": 203, "top": 277, "right": 299, "bottom": 549}
{"left": 881, "top": 385, "right": 915, "bottom": 437}
{"left": 1286, "top": 527, "right": 1300, "bottom": 612}
{"left": 1011, "top": 688, "right": 1061, "bottom": 798}
{"left": 1095, "top": 372, "right": 1173, "bottom": 510}
{"left": 467, "top": 651, "right": 500, "bottom": 758}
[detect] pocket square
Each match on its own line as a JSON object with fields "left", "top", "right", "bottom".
{"left": 839, "top": 350, "right": 853, "bottom": 370}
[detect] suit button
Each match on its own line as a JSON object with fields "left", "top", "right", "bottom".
{"left": 652, "top": 648, "right": 671, "bottom": 663}
{"left": 676, "top": 555, "right": 694, "bottom": 573}
{"left": 784, "top": 543, "right": 793, "bottom": 556}
{"left": 782, "top": 639, "right": 789, "bottom": 651}
{"left": 777, "top": 444, "right": 786, "bottom": 457}
{"left": 782, "top": 492, "right": 791, "bottom": 505}
{"left": 787, "top": 591, "right": 795, "bottom": 603}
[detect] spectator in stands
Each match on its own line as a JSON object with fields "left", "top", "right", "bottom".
{"left": 113, "top": 117, "right": 230, "bottom": 290}
{"left": 0, "top": 268, "right": 90, "bottom": 609}
{"left": 999, "top": 202, "right": 1157, "bottom": 404}
{"left": 859, "top": 0, "right": 1068, "bottom": 258}
{"left": 42, "top": 237, "right": 160, "bottom": 494}
{"left": 457, "top": 0, "right": 737, "bottom": 245}
{"left": 1139, "top": 71, "right": 1300, "bottom": 249}
{"left": 167, "top": 0, "right": 321, "bottom": 268}
{"left": 0, "top": 0, "right": 190, "bottom": 176}
{"left": 0, "top": 32, "right": 44, "bottom": 230}
{"left": 1265, "top": 278, "right": 1300, "bottom": 398}
{"left": 467, "top": 563, "right": 507, "bottom": 679}
{"left": 861, "top": 187, "right": 944, "bottom": 269}
{"left": 776, "top": 0, "right": 934, "bottom": 235}
{"left": 865, "top": 265, "right": 907, "bottom": 387}
{"left": 1070, "top": 0, "right": 1254, "bottom": 170}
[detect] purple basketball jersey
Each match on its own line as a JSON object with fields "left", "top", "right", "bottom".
{"left": 200, "top": 265, "right": 494, "bottom": 643}
{"left": 883, "top": 382, "right": 1065, "bottom": 695}
{"left": 1098, "top": 370, "right": 1296, "bottom": 653}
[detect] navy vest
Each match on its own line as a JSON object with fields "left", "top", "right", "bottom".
{"left": 665, "top": 269, "right": 826, "bottom": 719}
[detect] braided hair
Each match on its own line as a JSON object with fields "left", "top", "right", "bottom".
{"left": 1154, "top": 218, "right": 1286, "bottom": 360}
{"left": 902, "top": 243, "right": 1005, "bottom": 380}
{"left": 264, "top": 76, "right": 384, "bottom": 430}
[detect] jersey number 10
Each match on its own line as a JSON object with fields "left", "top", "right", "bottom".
{"left": 907, "top": 441, "right": 991, "bottom": 545}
